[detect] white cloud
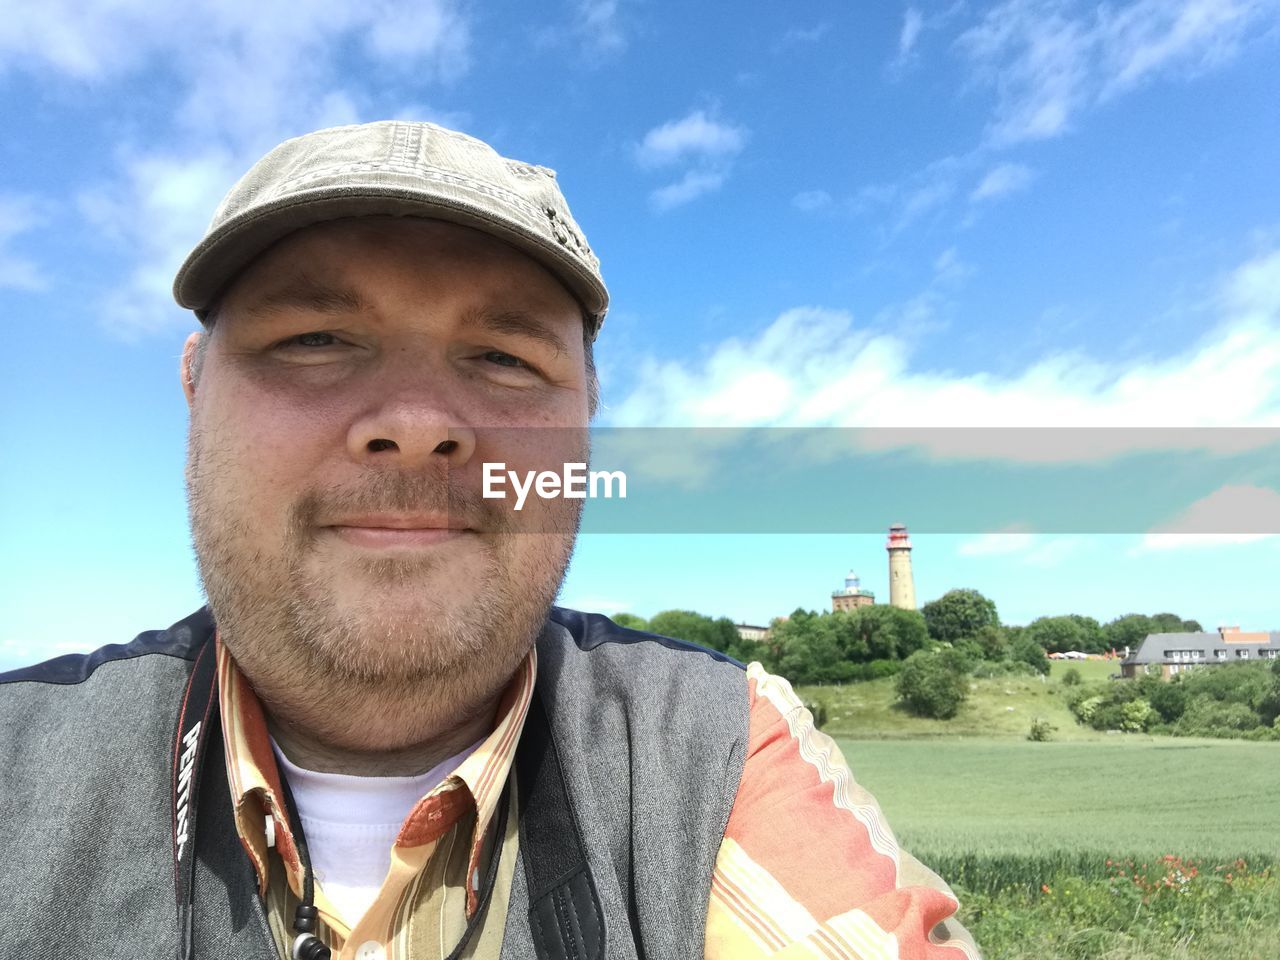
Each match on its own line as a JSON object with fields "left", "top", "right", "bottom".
{"left": 933, "top": 246, "right": 974, "bottom": 283}
{"left": 957, "top": 0, "right": 1275, "bottom": 146}
{"left": 970, "top": 162, "right": 1035, "bottom": 202}
{"left": 79, "top": 151, "right": 240, "bottom": 337}
{"left": 899, "top": 8, "right": 925, "bottom": 59}
{"left": 1, "top": 0, "right": 472, "bottom": 337}
{"left": 575, "top": 0, "right": 628, "bottom": 56}
{"left": 857, "top": 154, "right": 968, "bottom": 234}
{"left": 792, "top": 189, "right": 833, "bottom": 213}
{"left": 776, "top": 23, "right": 830, "bottom": 49}
{"left": 637, "top": 110, "right": 747, "bottom": 211}
{"left": 1098, "top": 0, "right": 1265, "bottom": 97}
{"left": 650, "top": 170, "right": 728, "bottom": 212}
{"left": 0, "top": 2, "right": 469, "bottom": 113}
{"left": 637, "top": 110, "right": 747, "bottom": 168}
{"left": 958, "top": 531, "right": 1038, "bottom": 555}
{"left": 606, "top": 247, "right": 1280, "bottom": 462}
{"left": 0, "top": 195, "right": 47, "bottom": 291}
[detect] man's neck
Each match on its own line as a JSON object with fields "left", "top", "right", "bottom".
{"left": 266, "top": 697, "right": 499, "bottom": 777}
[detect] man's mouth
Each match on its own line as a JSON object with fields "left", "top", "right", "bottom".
{"left": 323, "top": 514, "right": 473, "bottom": 549}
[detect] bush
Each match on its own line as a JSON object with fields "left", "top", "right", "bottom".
{"left": 1242, "top": 724, "right": 1280, "bottom": 742}
{"left": 1174, "top": 699, "right": 1260, "bottom": 737}
{"left": 1027, "top": 717, "right": 1056, "bottom": 741}
{"left": 849, "top": 658, "right": 902, "bottom": 682}
{"left": 895, "top": 649, "right": 971, "bottom": 719}
{"left": 1146, "top": 679, "right": 1188, "bottom": 722}
{"left": 1061, "top": 667, "right": 1082, "bottom": 686}
{"left": 1072, "top": 694, "right": 1104, "bottom": 725}
{"left": 1064, "top": 663, "right": 1278, "bottom": 740}
{"left": 1120, "top": 698, "right": 1157, "bottom": 732}
{"left": 1091, "top": 701, "right": 1128, "bottom": 731}
{"left": 1007, "top": 635, "right": 1051, "bottom": 676}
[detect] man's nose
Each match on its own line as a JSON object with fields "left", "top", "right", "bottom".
{"left": 346, "top": 371, "right": 477, "bottom": 470}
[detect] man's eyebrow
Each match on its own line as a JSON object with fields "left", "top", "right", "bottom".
{"left": 460, "top": 308, "right": 570, "bottom": 355}
{"left": 243, "top": 274, "right": 370, "bottom": 318}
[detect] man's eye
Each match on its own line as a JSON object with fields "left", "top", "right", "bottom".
{"left": 289, "top": 332, "right": 338, "bottom": 347}
{"left": 484, "top": 350, "right": 527, "bottom": 368}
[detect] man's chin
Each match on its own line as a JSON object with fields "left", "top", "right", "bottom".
{"left": 283, "top": 598, "right": 490, "bottom": 684}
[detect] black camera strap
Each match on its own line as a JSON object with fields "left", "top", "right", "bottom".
{"left": 170, "top": 637, "right": 220, "bottom": 960}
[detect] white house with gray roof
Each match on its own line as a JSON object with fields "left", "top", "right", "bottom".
{"left": 1121, "top": 626, "right": 1280, "bottom": 679}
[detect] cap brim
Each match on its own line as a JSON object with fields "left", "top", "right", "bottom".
{"left": 173, "top": 188, "right": 608, "bottom": 335}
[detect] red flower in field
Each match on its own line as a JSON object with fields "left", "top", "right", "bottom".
{"left": 1226, "top": 873, "right": 1233, "bottom": 882}
{"left": 1041, "top": 884, "right": 1051, "bottom": 894}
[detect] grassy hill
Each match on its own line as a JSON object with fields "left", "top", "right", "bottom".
{"left": 796, "top": 659, "right": 1119, "bottom": 741}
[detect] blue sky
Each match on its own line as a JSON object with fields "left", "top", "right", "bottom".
{"left": 3, "top": 0, "right": 1280, "bottom": 669}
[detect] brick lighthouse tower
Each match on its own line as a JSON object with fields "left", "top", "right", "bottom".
{"left": 886, "top": 523, "right": 916, "bottom": 611}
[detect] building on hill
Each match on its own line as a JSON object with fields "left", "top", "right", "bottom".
{"left": 828, "top": 524, "right": 920, "bottom": 613}
{"left": 832, "top": 571, "right": 875, "bottom": 612}
{"left": 735, "top": 623, "right": 771, "bottom": 643}
{"left": 1120, "top": 625, "right": 1280, "bottom": 679}
{"left": 886, "top": 522, "right": 917, "bottom": 611}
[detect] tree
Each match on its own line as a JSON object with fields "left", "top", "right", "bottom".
{"left": 1150, "top": 612, "right": 1203, "bottom": 633}
{"left": 834, "top": 606, "right": 931, "bottom": 663}
{"left": 921, "top": 589, "right": 999, "bottom": 644}
{"left": 895, "top": 649, "right": 971, "bottom": 719}
{"left": 611, "top": 612, "right": 648, "bottom": 631}
{"left": 1103, "top": 614, "right": 1156, "bottom": 652}
{"left": 1025, "top": 615, "right": 1104, "bottom": 654}
{"left": 647, "top": 610, "right": 743, "bottom": 659}
{"left": 1103, "top": 612, "right": 1201, "bottom": 654}
{"left": 1146, "top": 679, "right": 1188, "bottom": 723}
{"left": 1005, "top": 634, "right": 1050, "bottom": 675}
{"left": 974, "top": 624, "right": 1010, "bottom": 662}
{"left": 770, "top": 611, "right": 856, "bottom": 684}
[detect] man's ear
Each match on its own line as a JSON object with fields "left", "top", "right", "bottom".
{"left": 180, "top": 332, "right": 201, "bottom": 407}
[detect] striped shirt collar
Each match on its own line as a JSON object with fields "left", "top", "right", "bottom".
{"left": 215, "top": 634, "right": 536, "bottom": 932}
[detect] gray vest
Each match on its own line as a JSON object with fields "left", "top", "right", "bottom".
{"left": 0, "top": 607, "right": 748, "bottom": 959}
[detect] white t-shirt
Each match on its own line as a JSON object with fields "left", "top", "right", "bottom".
{"left": 271, "top": 738, "right": 482, "bottom": 929}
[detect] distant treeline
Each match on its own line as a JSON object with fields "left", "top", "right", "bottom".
{"left": 612, "top": 590, "right": 1203, "bottom": 686}
{"left": 1066, "top": 663, "right": 1280, "bottom": 740}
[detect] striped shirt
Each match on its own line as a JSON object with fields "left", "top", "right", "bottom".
{"left": 216, "top": 636, "right": 528, "bottom": 959}
{"left": 218, "top": 642, "right": 979, "bottom": 959}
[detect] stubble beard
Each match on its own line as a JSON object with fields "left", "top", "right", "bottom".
{"left": 185, "top": 418, "right": 581, "bottom": 750}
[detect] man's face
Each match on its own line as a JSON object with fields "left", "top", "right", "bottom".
{"left": 182, "top": 217, "right": 589, "bottom": 707}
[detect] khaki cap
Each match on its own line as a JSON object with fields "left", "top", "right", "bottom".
{"left": 173, "top": 121, "right": 609, "bottom": 337}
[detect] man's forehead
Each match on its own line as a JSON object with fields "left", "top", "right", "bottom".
{"left": 218, "top": 216, "right": 584, "bottom": 323}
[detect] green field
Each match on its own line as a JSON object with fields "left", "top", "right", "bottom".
{"left": 1047, "top": 657, "right": 1118, "bottom": 684}
{"left": 838, "top": 737, "right": 1280, "bottom": 859}
{"left": 801, "top": 670, "right": 1280, "bottom": 958}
